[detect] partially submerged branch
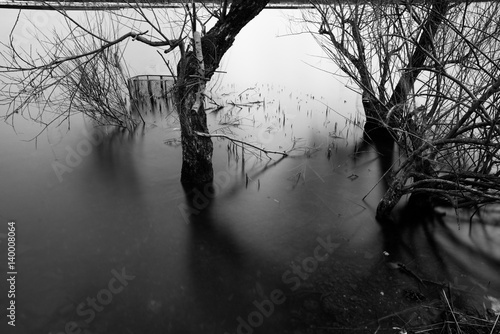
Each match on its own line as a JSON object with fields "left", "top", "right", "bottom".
{"left": 195, "top": 131, "right": 289, "bottom": 158}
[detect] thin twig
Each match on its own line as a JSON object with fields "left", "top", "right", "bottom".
{"left": 441, "top": 289, "right": 462, "bottom": 334}
{"left": 490, "top": 313, "right": 500, "bottom": 334}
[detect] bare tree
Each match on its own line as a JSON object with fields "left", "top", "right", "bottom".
{"left": 0, "top": 8, "right": 139, "bottom": 129}
{"left": 304, "top": 1, "right": 500, "bottom": 220}
{"left": 0, "top": 0, "right": 271, "bottom": 184}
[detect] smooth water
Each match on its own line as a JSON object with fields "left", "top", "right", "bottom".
{"left": 0, "top": 7, "right": 499, "bottom": 334}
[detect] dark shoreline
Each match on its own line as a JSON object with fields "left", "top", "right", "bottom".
{"left": 0, "top": 1, "right": 314, "bottom": 11}
{"left": 0, "top": 0, "right": 490, "bottom": 11}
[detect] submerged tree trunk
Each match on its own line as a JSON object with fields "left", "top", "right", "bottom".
{"left": 376, "top": 165, "right": 412, "bottom": 222}
{"left": 362, "top": 96, "right": 394, "bottom": 141}
{"left": 175, "top": 0, "right": 270, "bottom": 184}
{"left": 374, "top": 1, "right": 450, "bottom": 220}
{"left": 176, "top": 71, "right": 214, "bottom": 184}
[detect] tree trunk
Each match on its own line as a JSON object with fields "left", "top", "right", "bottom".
{"left": 175, "top": 0, "right": 270, "bottom": 185}
{"left": 362, "top": 97, "right": 394, "bottom": 142}
{"left": 176, "top": 77, "right": 214, "bottom": 184}
{"left": 374, "top": 1, "right": 450, "bottom": 219}
{"left": 388, "top": 0, "right": 449, "bottom": 107}
{"left": 376, "top": 165, "right": 412, "bottom": 223}
{"left": 365, "top": 1, "right": 449, "bottom": 144}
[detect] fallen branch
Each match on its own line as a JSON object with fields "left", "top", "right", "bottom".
{"left": 397, "top": 263, "right": 425, "bottom": 286}
{"left": 195, "top": 131, "right": 288, "bottom": 157}
{"left": 227, "top": 101, "right": 263, "bottom": 108}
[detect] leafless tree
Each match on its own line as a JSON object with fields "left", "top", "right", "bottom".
{"left": 304, "top": 0, "right": 500, "bottom": 220}
{"left": 0, "top": 0, "right": 271, "bottom": 184}
{"left": 0, "top": 8, "right": 136, "bottom": 131}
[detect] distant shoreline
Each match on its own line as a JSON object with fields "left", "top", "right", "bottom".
{"left": 0, "top": 1, "right": 314, "bottom": 11}
{"left": 0, "top": 0, "right": 489, "bottom": 11}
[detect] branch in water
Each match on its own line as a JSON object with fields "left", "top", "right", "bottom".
{"left": 195, "top": 131, "right": 288, "bottom": 157}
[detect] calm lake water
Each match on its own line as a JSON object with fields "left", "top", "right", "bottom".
{"left": 0, "top": 7, "right": 499, "bottom": 334}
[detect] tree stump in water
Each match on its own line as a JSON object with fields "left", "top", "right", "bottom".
{"left": 127, "top": 75, "right": 175, "bottom": 114}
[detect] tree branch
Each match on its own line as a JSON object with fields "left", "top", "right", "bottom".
{"left": 1, "top": 31, "right": 178, "bottom": 73}
{"left": 195, "top": 131, "right": 288, "bottom": 157}
{"left": 389, "top": 1, "right": 449, "bottom": 107}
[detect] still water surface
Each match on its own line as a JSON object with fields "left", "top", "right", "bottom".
{"left": 0, "top": 7, "right": 499, "bottom": 334}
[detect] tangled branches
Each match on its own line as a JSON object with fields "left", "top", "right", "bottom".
{"left": 305, "top": 1, "right": 500, "bottom": 219}
{"left": 0, "top": 9, "right": 138, "bottom": 135}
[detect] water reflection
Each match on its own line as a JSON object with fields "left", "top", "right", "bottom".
{"left": 378, "top": 193, "right": 500, "bottom": 317}
{"left": 89, "top": 124, "right": 145, "bottom": 185}
{"left": 185, "top": 183, "right": 248, "bottom": 331}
